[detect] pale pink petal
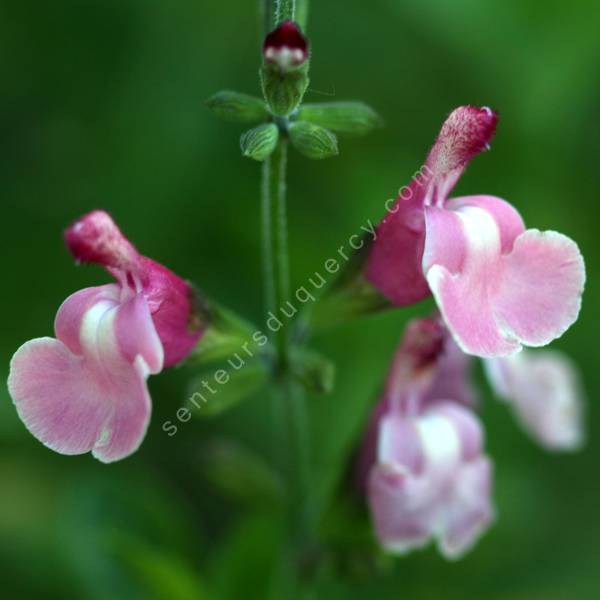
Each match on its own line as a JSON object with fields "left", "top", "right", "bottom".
{"left": 90, "top": 359, "right": 152, "bottom": 463}
{"left": 434, "top": 402, "right": 483, "bottom": 461}
{"left": 424, "top": 198, "right": 584, "bottom": 358}
{"left": 484, "top": 350, "right": 584, "bottom": 451}
{"left": 8, "top": 289, "right": 162, "bottom": 463}
{"left": 424, "top": 204, "right": 520, "bottom": 357}
{"left": 377, "top": 414, "right": 424, "bottom": 475}
{"left": 54, "top": 285, "right": 120, "bottom": 354}
{"left": 494, "top": 230, "right": 585, "bottom": 347}
{"left": 8, "top": 334, "right": 152, "bottom": 463}
{"left": 8, "top": 337, "right": 112, "bottom": 456}
{"left": 438, "top": 457, "right": 494, "bottom": 559}
{"left": 421, "top": 206, "right": 466, "bottom": 275}
{"left": 114, "top": 293, "right": 164, "bottom": 374}
{"left": 368, "top": 403, "right": 492, "bottom": 557}
{"left": 368, "top": 464, "right": 438, "bottom": 554}
{"left": 448, "top": 195, "right": 525, "bottom": 252}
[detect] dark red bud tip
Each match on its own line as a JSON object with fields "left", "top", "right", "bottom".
{"left": 263, "top": 20, "right": 308, "bottom": 68}
{"left": 64, "top": 210, "right": 140, "bottom": 271}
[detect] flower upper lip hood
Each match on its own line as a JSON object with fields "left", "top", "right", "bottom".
{"left": 365, "top": 106, "right": 585, "bottom": 358}
{"left": 65, "top": 210, "right": 203, "bottom": 367}
{"left": 8, "top": 210, "right": 206, "bottom": 462}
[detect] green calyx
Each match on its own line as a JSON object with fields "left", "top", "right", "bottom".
{"left": 298, "top": 101, "right": 382, "bottom": 136}
{"left": 240, "top": 123, "right": 280, "bottom": 161}
{"left": 260, "top": 60, "right": 310, "bottom": 117}
{"left": 288, "top": 121, "right": 338, "bottom": 159}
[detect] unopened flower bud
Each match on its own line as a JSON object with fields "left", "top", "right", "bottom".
{"left": 260, "top": 21, "right": 310, "bottom": 116}
{"left": 263, "top": 20, "right": 308, "bottom": 70}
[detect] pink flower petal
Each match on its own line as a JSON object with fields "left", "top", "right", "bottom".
{"left": 494, "top": 230, "right": 585, "bottom": 347}
{"left": 8, "top": 336, "right": 151, "bottom": 462}
{"left": 377, "top": 414, "right": 425, "bottom": 475}
{"left": 434, "top": 402, "right": 484, "bottom": 461}
{"left": 54, "top": 285, "right": 120, "bottom": 354}
{"left": 114, "top": 293, "right": 164, "bottom": 374}
{"left": 367, "top": 402, "right": 493, "bottom": 557}
{"left": 450, "top": 195, "right": 525, "bottom": 252}
{"left": 424, "top": 204, "right": 520, "bottom": 357}
{"left": 484, "top": 350, "right": 584, "bottom": 450}
{"left": 423, "top": 198, "right": 584, "bottom": 358}
{"left": 368, "top": 463, "right": 438, "bottom": 554}
{"left": 8, "top": 290, "right": 162, "bottom": 462}
{"left": 438, "top": 457, "right": 494, "bottom": 559}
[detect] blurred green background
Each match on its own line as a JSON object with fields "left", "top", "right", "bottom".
{"left": 1, "top": 0, "right": 599, "bottom": 597}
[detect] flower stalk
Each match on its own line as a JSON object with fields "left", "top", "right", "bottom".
{"left": 261, "top": 133, "right": 314, "bottom": 591}
{"left": 262, "top": 138, "right": 291, "bottom": 371}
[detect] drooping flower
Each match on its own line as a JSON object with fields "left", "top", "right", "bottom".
{"left": 365, "top": 106, "right": 585, "bottom": 358}
{"left": 359, "top": 318, "right": 493, "bottom": 559}
{"left": 484, "top": 349, "right": 584, "bottom": 451}
{"left": 8, "top": 210, "right": 205, "bottom": 462}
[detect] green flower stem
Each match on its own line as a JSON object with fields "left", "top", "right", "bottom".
{"left": 259, "top": 0, "right": 314, "bottom": 592}
{"left": 262, "top": 137, "right": 314, "bottom": 591}
{"left": 262, "top": 139, "right": 290, "bottom": 371}
{"left": 262, "top": 0, "right": 308, "bottom": 31}
{"left": 275, "top": 0, "right": 296, "bottom": 24}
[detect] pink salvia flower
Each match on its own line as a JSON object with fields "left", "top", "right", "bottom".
{"left": 484, "top": 350, "right": 584, "bottom": 451}
{"left": 8, "top": 210, "right": 204, "bottom": 462}
{"left": 360, "top": 318, "right": 493, "bottom": 559}
{"left": 366, "top": 106, "right": 585, "bottom": 358}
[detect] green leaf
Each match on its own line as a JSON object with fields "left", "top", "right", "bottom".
{"left": 298, "top": 101, "right": 382, "bottom": 136}
{"left": 205, "top": 91, "right": 269, "bottom": 124}
{"left": 187, "top": 361, "right": 268, "bottom": 418}
{"left": 288, "top": 121, "right": 339, "bottom": 159}
{"left": 240, "top": 123, "right": 280, "bottom": 161}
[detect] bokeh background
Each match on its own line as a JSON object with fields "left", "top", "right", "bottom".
{"left": 1, "top": 0, "right": 599, "bottom": 597}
